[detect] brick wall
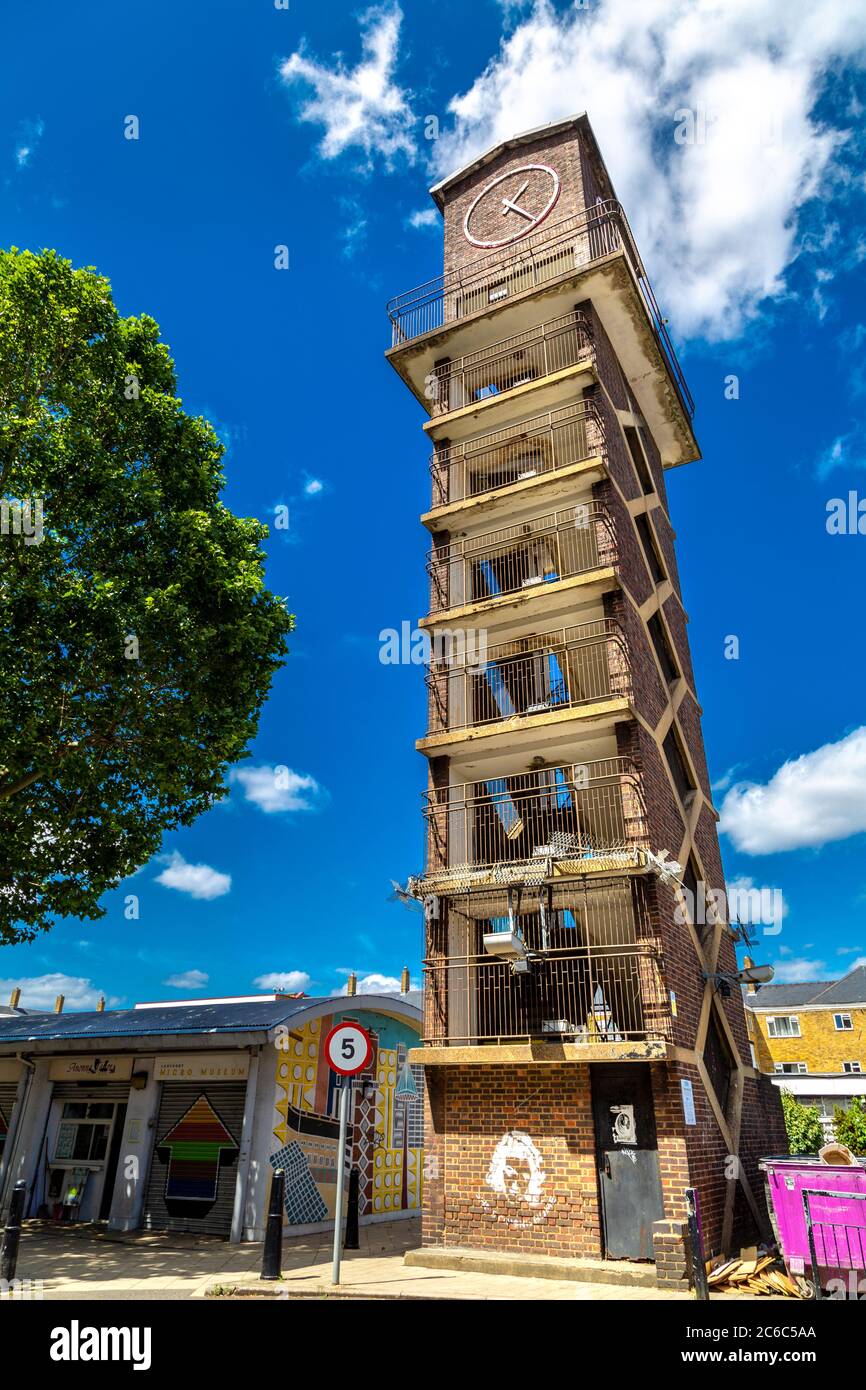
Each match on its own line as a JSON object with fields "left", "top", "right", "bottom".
{"left": 422, "top": 1063, "right": 602, "bottom": 1255}
{"left": 442, "top": 126, "right": 590, "bottom": 282}
{"left": 748, "top": 1005, "right": 866, "bottom": 1073}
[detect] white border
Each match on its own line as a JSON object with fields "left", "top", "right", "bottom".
{"left": 463, "top": 163, "right": 561, "bottom": 250}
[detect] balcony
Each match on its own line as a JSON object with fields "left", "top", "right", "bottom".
{"left": 421, "top": 757, "right": 648, "bottom": 894}
{"left": 429, "top": 399, "right": 603, "bottom": 512}
{"left": 426, "top": 503, "right": 615, "bottom": 618}
{"left": 386, "top": 198, "right": 694, "bottom": 422}
{"left": 424, "top": 618, "right": 630, "bottom": 744}
{"left": 422, "top": 877, "right": 668, "bottom": 1049}
{"left": 426, "top": 311, "right": 592, "bottom": 421}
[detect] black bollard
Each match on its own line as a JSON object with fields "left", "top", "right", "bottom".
{"left": 0, "top": 1181, "right": 27, "bottom": 1285}
{"left": 261, "top": 1168, "right": 285, "bottom": 1281}
{"left": 344, "top": 1167, "right": 360, "bottom": 1250}
{"left": 685, "top": 1186, "right": 710, "bottom": 1301}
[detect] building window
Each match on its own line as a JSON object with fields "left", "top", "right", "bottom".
{"left": 53, "top": 1102, "right": 115, "bottom": 1162}
{"left": 648, "top": 613, "right": 679, "bottom": 683}
{"left": 636, "top": 514, "right": 666, "bottom": 585}
{"left": 774, "top": 1062, "right": 808, "bottom": 1074}
{"left": 842, "top": 1061, "right": 862, "bottom": 1074}
{"left": 767, "top": 1015, "right": 801, "bottom": 1038}
{"left": 834, "top": 1013, "right": 854, "bottom": 1031}
{"left": 662, "top": 725, "right": 694, "bottom": 804}
{"left": 623, "top": 424, "right": 654, "bottom": 495}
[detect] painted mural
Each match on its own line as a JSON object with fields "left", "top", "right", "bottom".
{"left": 156, "top": 1094, "right": 239, "bottom": 1209}
{"left": 272, "top": 1010, "right": 423, "bottom": 1224}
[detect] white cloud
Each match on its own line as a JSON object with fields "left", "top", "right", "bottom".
{"left": 14, "top": 118, "right": 44, "bottom": 169}
{"left": 280, "top": 3, "right": 416, "bottom": 170}
{"left": 155, "top": 851, "right": 231, "bottom": 900}
{"left": 254, "top": 971, "right": 311, "bottom": 993}
{"left": 719, "top": 726, "right": 866, "bottom": 854}
{"left": 304, "top": 478, "right": 324, "bottom": 496}
{"left": 406, "top": 207, "right": 438, "bottom": 229}
{"left": 332, "top": 971, "right": 415, "bottom": 996}
{"left": 815, "top": 432, "right": 866, "bottom": 478}
{"left": 0, "top": 973, "right": 120, "bottom": 1012}
{"left": 838, "top": 945, "right": 865, "bottom": 955}
{"left": 768, "top": 956, "right": 829, "bottom": 983}
{"left": 230, "top": 764, "right": 322, "bottom": 814}
{"left": 711, "top": 764, "right": 743, "bottom": 793}
{"left": 432, "top": 0, "right": 866, "bottom": 340}
{"left": 163, "top": 969, "right": 209, "bottom": 990}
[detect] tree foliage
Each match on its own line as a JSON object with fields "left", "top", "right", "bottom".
{"left": 833, "top": 1096, "right": 866, "bottom": 1155}
{"left": 779, "top": 1089, "right": 824, "bottom": 1155}
{"left": 0, "top": 248, "right": 292, "bottom": 942}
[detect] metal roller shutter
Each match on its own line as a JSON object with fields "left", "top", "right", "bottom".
{"left": 51, "top": 1083, "right": 131, "bottom": 1103}
{"left": 0, "top": 1083, "right": 19, "bottom": 1156}
{"left": 142, "top": 1082, "right": 246, "bottom": 1237}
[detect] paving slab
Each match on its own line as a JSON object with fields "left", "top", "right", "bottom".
{"left": 2, "top": 1216, "right": 759, "bottom": 1302}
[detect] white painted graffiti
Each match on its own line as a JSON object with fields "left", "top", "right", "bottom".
{"left": 479, "top": 1129, "right": 556, "bottom": 1228}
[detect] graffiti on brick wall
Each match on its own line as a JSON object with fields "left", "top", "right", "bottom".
{"left": 480, "top": 1129, "right": 556, "bottom": 1228}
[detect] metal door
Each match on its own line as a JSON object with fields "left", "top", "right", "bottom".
{"left": 591, "top": 1064, "right": 664, "bottom": 1259}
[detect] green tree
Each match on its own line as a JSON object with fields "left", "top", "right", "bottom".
{"left": 0, "top": 248, "right": 292, "bottom": 942}
{"left": 833, "top": 1097, "right": 866, "bottom": 1155}
{"left": 780, "top": 1089, "right": 824, "bottom": 1155}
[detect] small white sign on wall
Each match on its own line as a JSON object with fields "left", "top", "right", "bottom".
{"left": 681, "top": 1078, "right": 697, "bottom": 1126}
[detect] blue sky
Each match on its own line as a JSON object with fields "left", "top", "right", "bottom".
{"left": 2, "top": 0, "right": 866, "bottom": 1009}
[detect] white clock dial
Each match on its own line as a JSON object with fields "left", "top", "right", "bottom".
{"left": 463, "top": 164, "right": 561, "bottom": 249}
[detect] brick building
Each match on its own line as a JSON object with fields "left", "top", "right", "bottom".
{"left": 385, "top": 114, "right": 786, "bottom": 1283}
{"left": 745, "top": 963, "right": 866, "bottom": 1140}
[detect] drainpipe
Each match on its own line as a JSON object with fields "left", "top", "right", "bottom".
{"left": 0, "top": 1055, "right": 36, "bottom": 1214}
{"left": 229, "top": 1047, "right": 261, "bottom": 1245}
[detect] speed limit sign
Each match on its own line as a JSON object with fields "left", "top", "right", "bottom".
{"left": 323, "top": 1021, "right": 373, "bottom": 1076}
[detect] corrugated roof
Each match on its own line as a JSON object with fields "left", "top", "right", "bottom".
{"left": 746, "top": 965, "right": 866, "bottom": 1011}
{"left": 0, "top": 997, "right": 313, "bottom": 1044}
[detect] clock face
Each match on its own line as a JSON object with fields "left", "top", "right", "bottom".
{"left": 463, "top": 163, "right": 561, "bottom": 250}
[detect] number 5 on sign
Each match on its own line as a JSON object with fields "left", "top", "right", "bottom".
{"left": 323, "top": 1021, "right": 373, "bottom": 1287}
{"left": 324, "top": 1022, "right": 373, "bottom": 1076}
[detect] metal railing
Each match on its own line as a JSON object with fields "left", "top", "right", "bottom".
{"left": 426, "top": 311, "right": 592, "bottom": 418}
{"left": 426, "top": 618, "right": 630, "bottom": 735}
{"left": 427, "top": 503, "right": 615, "bottom": 614}
{"left": 429, "top": 399, "right": 603, "bottom": 507}
{"left": 386, "top": 198, "right": 694, "bottom": 419}
{"left": 423, "top": 877, "right": 666, "bottom": 1045}
{"left": 423, "top": 757, "right": 647, "bottom": 882}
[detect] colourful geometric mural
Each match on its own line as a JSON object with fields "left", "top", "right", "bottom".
{"left": 157, "top": 1093, "right": 239, "bottom": 1204}
{"left": 272, "top": 1010, "right": 423, "bottom": 1224}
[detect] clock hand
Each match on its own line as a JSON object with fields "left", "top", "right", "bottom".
{"left": 501, "top": 180, "right": 529, "bottom": 216}
{"left": 501, "top": 198, "right": 535, "bottom": 222}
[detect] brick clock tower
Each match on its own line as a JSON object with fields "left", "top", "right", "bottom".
{"left": 386, "top": 115, "right": 785, "bottom": 1284}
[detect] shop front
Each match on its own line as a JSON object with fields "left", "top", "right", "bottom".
{"left": 0, "top": 990, "right": 423, "bottom": 1241}
{"left": 141, "top": 1053, "right": 251, "bottom": 1238}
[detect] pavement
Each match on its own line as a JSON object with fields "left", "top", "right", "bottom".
{"left": 4, "top": 1216, "right": 739, "bottom": 1301}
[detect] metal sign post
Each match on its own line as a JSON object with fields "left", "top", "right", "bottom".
{"left": 323, "top": 1021, "right": 373, "bottom": 1287}
{"left": 332, "top": 1082, "right": 351, "bottom": 1286}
